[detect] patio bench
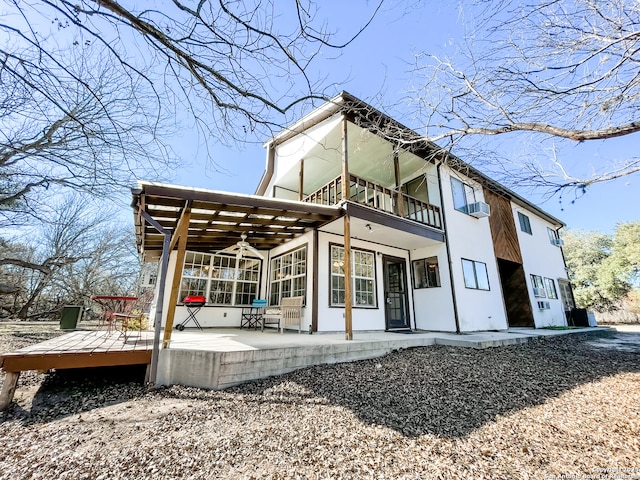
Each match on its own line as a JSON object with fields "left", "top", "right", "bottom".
{"left": 261, "top": 296, "right": 304, "bottom": 334}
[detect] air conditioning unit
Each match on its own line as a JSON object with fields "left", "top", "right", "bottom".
{"left": 467, "top": 201, "right": 490, "bottom": 218}
{"left": 537, "top": 301, "right": 551, "bottom": 310}
{"left": 533, "top": 287, "right": 545, "bottom": 297}
{"left": 551, "top": 238, "right": 564, "bottom": 247}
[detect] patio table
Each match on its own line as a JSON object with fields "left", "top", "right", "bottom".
{"left": 91, "top": 295, "right": 139, "bottom": 333}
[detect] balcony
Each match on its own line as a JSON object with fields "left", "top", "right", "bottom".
{"left": 303, "top": 174, "right": 442, "bottom": 230}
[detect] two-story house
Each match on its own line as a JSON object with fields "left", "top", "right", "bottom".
{"left": 133, "top": 92, "right": 574, "bottom": 338}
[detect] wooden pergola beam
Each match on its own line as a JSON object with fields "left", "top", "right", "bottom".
{"left": 341, "top": 114, "right": 353, "bottom": 341}
{"left": 393, "top": 149, "right": 405, "bottom": 217}
{"left": 344, "top": 214, "right": 353, "bottom": 341}
{"left": 169, "top": 202, "right": 193, "bottom": 252}
{"left": 163, "top": 205, "right": 191, "bottom": 348}
{"left": 341, "top": 114, "right": 350, "bottom": 202}
{"left": 298, "top": 158, "right": 305, "bottom": 201}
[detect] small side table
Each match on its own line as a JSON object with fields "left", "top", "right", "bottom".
{"left": 241, "top": 299, "right": 266, "bottom": 329}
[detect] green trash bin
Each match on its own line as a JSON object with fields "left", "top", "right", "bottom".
{"left": 60, "top": 305, "right": 83, "bottom": 330}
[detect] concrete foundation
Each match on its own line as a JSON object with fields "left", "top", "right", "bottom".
{"left": 155, "top": 327, "right": 602, "bottom": 390}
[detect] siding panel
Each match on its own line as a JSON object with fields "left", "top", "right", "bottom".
{"left": 484, "top": 189, "right": 522, "bottom": 263}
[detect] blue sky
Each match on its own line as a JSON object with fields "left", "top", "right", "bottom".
{"left": 167, "top": 1, "right": 638, "bottom": 234}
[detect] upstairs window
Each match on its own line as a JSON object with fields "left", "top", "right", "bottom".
{"left": 545, "top": 278, "right": 558, "bottom": 299}
{"left": 518, "top": 212, "right": 532, "bottom": 235}
{"left": 402, "top": 175, "right": 430, "bottom": 203}
{"left": 531, "top": 274, "right": 546, "bottom": 297}
{"left": 450, "top": 177, "right": 476, "bottom": 214}
{"left": 412, "top": 257, "right": 441, "bottom": 288}
{"left": 548, "top": 227, "right": 560, "bottom": 244}
{"left": 461, "top": 259, "right": 490, "bottom": 290}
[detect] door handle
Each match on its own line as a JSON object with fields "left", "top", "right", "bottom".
{"left": 386, "top": 297, "right": 392, "bottom": 304}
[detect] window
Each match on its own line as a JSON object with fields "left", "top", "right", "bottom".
{"left": 461, "top": 259, "right": 490, "bottom": 290}
{"left": 412, "top": 257, "right": 441, "bottom": 288}
{"left": 402, "top": 175, "right": 430, "bottom": 203}
{"left": 531, "top": 274, "right": 546, "bottom": 297}
{"left": 269, "top": 246, "right": 307, "bottom": 305}
{"left": 179, "top": 251, "right": 262, "bottom": 306}
{"left": 548, "top": 227, "right": 560, "bottom": 244}
{"left": 518, "top": 212, "right": 532, "bottom": 235}
{"left": 545, "top": 278, "right": 558, "bottom": 299}
{"left": 330, "top": 245, "right": 376, "bottom": 307}
{"left": 451, "top": 177, "right": 476, "bottom": 214}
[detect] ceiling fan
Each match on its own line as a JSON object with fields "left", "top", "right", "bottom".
{"left": 217, "top": 233, "right": 264, "bottom": 260}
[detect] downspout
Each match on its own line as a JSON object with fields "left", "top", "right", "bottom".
{"left": 437, "top": 162, "right": 461, "bottom": 334}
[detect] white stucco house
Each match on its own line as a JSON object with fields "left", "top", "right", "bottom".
{"left": 133, "top": 92, "right": 576, "bottom": 338}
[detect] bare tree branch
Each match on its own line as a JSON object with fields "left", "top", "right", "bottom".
{"left": 408, "top": 0, "right": 640, "bottom": 194}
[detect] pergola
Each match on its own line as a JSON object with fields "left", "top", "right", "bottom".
{"left": 131, "top": 182, "right": 343, "bottom": 382}
{"left": 133, "top": 182, "right": 342, "bottom": 260}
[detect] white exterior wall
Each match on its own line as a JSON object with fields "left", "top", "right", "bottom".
{"left": 513, "top": 205, "right": 568, "bottom": 327}
{"left": 439, "top": 166, "right": 509, "bottom": 332}
{"left": 410, "top": 244, "right": 456, "bottom": 331}
{"left": 316, "top": 231, "right": 414, "bottom": 332}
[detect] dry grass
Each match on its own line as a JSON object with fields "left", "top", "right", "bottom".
{"left": 1, "top": 323, "right": 639, "bottom": 479}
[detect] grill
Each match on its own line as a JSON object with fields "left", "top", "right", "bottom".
{"left": 182, "top": 295, "right": 206, "bottom": 307}
{"left": 175, "top": 295, "right": 206, "bottom": 331}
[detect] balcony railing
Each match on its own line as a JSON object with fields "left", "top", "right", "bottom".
{"left": 303, "top": 174, "right": 442, "bottom": 230}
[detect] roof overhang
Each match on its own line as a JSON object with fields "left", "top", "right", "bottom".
{"left": 132, "top": 182, "right": 343, "bottom": 262}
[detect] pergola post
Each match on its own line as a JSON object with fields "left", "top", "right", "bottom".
{"left": 344, "top": 213, "right": 353, "bottom": 340}
{"left": 298, "top": 158, "right": 304, "bottom": 201}
{"left": 341, "top": 114, "right": 349, "bottom": 202}
{"left": 341, "top": 114, "right": 353, "bottom": 340}
{"left": 311, "top": 228, "right": 319, "bottom": 333}
{"left": 393, "top": 149, "right": 405, "bottom": 217}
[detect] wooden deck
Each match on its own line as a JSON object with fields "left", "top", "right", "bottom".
{"left": 0, "top": 330, "right": 154, "bottom": 373}
{"left": 0, "top": 330, "right": 153, "bottom": 409}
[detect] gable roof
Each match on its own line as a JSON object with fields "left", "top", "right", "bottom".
{"left": 258, "top": 91, "right": 564, "bottom": 227}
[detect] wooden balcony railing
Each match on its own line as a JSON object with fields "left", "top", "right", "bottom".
{"left": 303, "top": 174, "right": 442, "bottom": 230}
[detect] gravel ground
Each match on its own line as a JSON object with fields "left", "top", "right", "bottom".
{"left": 1, "top": 324, "right": 639, "bottom": 479}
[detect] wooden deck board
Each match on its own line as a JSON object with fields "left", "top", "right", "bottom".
{"left": 0, "top": 330, "right": 154, "bottom": 373}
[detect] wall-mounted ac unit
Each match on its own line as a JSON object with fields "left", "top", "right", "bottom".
{"left": 533, "top": 287, "right": 545, "bottom": 297}
{"left": 537, "top": 301, "right": 551, "bottom": 310}
{"left": 467, "top": 201, "right": 490, "bottom": 218}
{"left": 551, "top": 238, "right": 564, "bottom": 247}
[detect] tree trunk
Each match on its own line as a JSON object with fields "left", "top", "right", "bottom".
{"left": 17, "top": 276, "right": 49, "bottom": 319}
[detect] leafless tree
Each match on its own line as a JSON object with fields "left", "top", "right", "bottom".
{"left": 3, "top": 1, "right": 382, "bottom": 143}
{"left": 1, "top": 0, "right": 382, "bottom": 221}
{"left": 0, "top": 45, "right": 175, "bottom": 224}
{"left": 408, "top": 0, "right": 640, "bottom": 195}
{"left": 0, "top": 195, "right": 140, "bottom": 319}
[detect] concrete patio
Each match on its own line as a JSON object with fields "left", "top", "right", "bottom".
{"left": 157, "top": 326, "right": 605, "bottom": 390}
